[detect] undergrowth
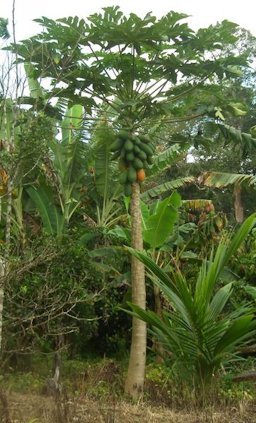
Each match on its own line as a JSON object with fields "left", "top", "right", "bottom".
{"left": 0, "top": 354, "right": 255, "bottom": 423}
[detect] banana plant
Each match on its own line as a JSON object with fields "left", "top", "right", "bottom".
{"left": 142, "top": 191, "right": 182, "bottom": 249}
{"left": 200, "top": 171, "right": 256, "bottom": 189}
{"left": 89, "top": 118, "right": 125, "bottom": 228}
{"left": 141, "top": 142, "right": 195, "bottom": 202}
{"left": 18, "top": 64, "right": 88, "bottom": 235}
{"left": 23, "top": 103, "right": 88, "bottom": 237}
{"left": 125, "top": 213, "right": 256, "bottom": 389}
{"left": 107, "top": 191, "right": 182, "bottom": 248}
{"left": 200, "top": 171, "right": 256, "bottom": 223}
{"left": 26, "top": 184, "right": 64, "bottom": 237}
{"left": 48, "top": 104, "right": 86, "bottom": 224}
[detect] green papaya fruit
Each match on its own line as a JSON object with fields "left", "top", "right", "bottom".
{"left": 147, "top": 156, "right": 154, "bottom": 164}
{"left": 124, "top": 183, "right": 132, "bottom": 196}
{"left": 133, "top": 158, "right": 144, "bottom": 170}
{"left": 147, "top": 144, "right": 154, "bottom": 154}
{"left": 126, "top": 152, "right": 135, "bottom": 162}
{"left": 127, "top": 167, "right": 137, "bottom": 183}
{"left": 120, "top": 148, "right": 126, "bottom": 159}
{"left": 139, "top": 143, "right": 154, "bottom": 156}
{"left": 133, "top": 137, "right": 142, "bottom": 147}
{"left": 138, "top": 150, "right": 147, "bottom": 160}
{"left": 124, "top": 139, "right": 133, "bottom": 152}
{"left": 133, "top": 145, "right": 141, "bottom": 154}
{"left": 118, "top": 130, "right": 130, "bottom": 140}
{"left": 139, "top": 135, "right": 151, "bottom": 144}
{"left": 119, "top": 170, "right": 128, "bottom": 184}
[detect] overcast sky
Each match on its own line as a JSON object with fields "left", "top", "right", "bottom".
{"left": 1, "top": 0, "right": 256, "bottom": 41}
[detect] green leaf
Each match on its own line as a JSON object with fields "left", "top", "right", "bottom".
{"left": 217, "top": 124, "right": 256, "bottom": 155}
{"left": 208, "top": 283, "right": 233, "bottom": 321}
{"left": 24, "top": 63, "right": 44, "bottom": 99}
{"left": 125, "top": 247, "right": 176, "bottom": 290}
{"left": 61, "top": 104, "right": 84, "bottom": 145}
{"left": 250, "top": 125, "right": 256, "bottom": 138}
{"left": 214, "top": 315, "right": 256, "bottom": 355}
{"left": 26, "top": 185, "right": 64, "bottom": 237}
{"left": 223, "top": 213, "right": 256, "bottom": 265}
{"left": 226, "top": 65, "right": 243, "bottom": 76}
{"left": 126, "top": 215, "right": 256, "bottom": 385}
{"left": 93, "top": 120, "right": 116, "bottom": 197}
{"left": 244, "top": 285, "right": 256, "bottom": 300}
{"left": 227, "top": 102, "right": 247, "bottom": 117}
{"left": 107, "top": 226, "right": 131, "bottom": 242}
{"left": 200, "top": 171, "right": 256, "bottom": 189}
{"left": 142, "top": 177, "right": 194, "bottom": 201}
{"left": 143, "top": 192, "right": 181, "bottom": 248}
{"left": 0, "top": 18, "right": 10, "bottom": 39}
{"left": 214, "top": 107, "right": 225, "bottom": 121}
{"left": 149, "top": 144, "right": 190, "bottom": 176}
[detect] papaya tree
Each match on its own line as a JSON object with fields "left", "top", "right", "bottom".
{"left": 8, "top": 7, "right": 253, "bottom": 398}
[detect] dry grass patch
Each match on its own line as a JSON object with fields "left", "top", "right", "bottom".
{"left": 0, "top": 392, "right": 255, "bottom": 423}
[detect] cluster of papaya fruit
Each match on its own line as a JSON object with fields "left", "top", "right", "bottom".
{"left": 110, "top": 130, "right": 154, "bottom": 196}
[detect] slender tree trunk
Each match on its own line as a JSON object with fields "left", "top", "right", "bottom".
{"left": 234, "top": 184, "right": 244, "bottom": 223}
{"left": 125, "top": 182, "right": 146, "bottom": 399}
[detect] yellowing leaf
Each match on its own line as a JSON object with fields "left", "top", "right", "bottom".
{"left": 228, "top": 102, "right": 247, "bottom": 117}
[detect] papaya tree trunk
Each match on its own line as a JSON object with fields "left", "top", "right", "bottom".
{"left": 125, "top": 182, "right": 146, "bottom": 399}
{"left": 234, "top": 184, "right": 244, "bottom": 223}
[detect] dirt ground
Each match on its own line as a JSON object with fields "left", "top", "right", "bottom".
{"left": 0, "top": 392, "right": 255, "bottom": 423}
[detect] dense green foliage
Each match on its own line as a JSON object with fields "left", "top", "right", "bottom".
{"left": 127, "top": 214, "right": 256, "bottom": 388}
{"left": 0, "top": 6, "right": 256, "bottom": 403}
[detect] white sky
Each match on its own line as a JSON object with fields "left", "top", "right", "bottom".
{"left": 1, "top": 0, "right": 256, "bottom": 41}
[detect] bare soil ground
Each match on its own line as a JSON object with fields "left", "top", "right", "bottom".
{"left": 1, "top": 392, "right": 256, "bottom": 423}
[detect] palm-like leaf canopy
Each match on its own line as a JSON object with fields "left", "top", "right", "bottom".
{"left": 8, "top": 8, "right": 251, "bottom": 132}
{"left": 126, "top": 213, "right": 256, "bottom": 385}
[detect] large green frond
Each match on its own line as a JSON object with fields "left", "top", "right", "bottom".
{"left": 26, "top": 185, "right": 64, "bottom": 236}
{"left": 143, "top": 191, "right": 181, "bottom": 248}
{"left": 142, "top": 177, "right": 194, "bottom": 201}
{"left": 214, "top": 315, "right": 256, "bottom": 355}
{"left": 200, "top": 171, "right": 256, "bottom": 189}
{"left": 208, "top": 283, "right": 233, "bottom": 321}
{"left": 149, "top": 144, "right": 189, "bottom": 176}
{"left": 92, "top": 120, "right": 116, "bottom": 197}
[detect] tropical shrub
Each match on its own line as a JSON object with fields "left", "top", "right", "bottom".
{"left": 3, "top": 231, "right": 128, "bottom": 358}
{"left": 126, "top": 214, "right": 256, "bottom": 390}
